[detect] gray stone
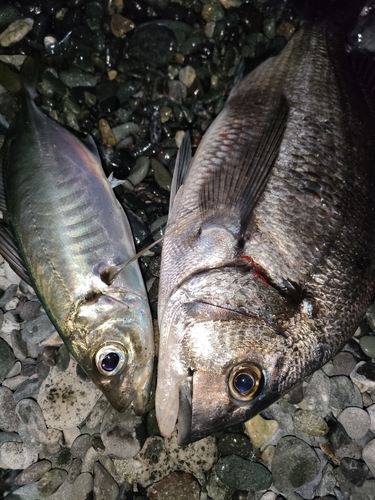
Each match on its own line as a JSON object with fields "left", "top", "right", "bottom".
{"left": 151, "top": 158, "right": 172, "bottom": 191}
{"left": 215, "top": 454, "right": 272, "bottom": 491}
{"left": 366, "top": 302, "right": 375, "bottom": 331}
{"left": 22, "top": 314, "right": 55, "bottom": 344}
{"left": 293, "top": 409, "right": 329, "bottom": 436}
{"left": 368, "top": 403, "right": 375, "bottom": 432}
{"left": 302, "top": 370, "right": 331, "bottom": 417}
{"left": 86, "top": 395, "right": 110, "bottom": 430}
{"left": 0, "top": 284, "right": 18, "bottom": 308}
{"left": 329, "top": 375, "right": 363, "bottom": 411}
{"left": 100, "top": 406, "right": 145, "bottom": 459}
{"left": 315, "top": 463, "right": 337, "bottom": 497}
{"left": 207, "top": 466, "right": 235, "bottom": 500}
{"left": 67, "top": 457, "right": 83, "bottom": 484}
{"left": 13, "top": 376, "right": 43, "bottom": 402}
{"left": 350, "top": 361, "right": 375, "bottom": 392}
{"left": 0, "top": 337, "right": 15, "bottom": 382}
{"left": 56, "top": 344, "right": 70, "bottom": 372}
{"left": 271, "top": 436, "right": 321, "bottom": 495}
{"left": 360, "top": 335, "right": 375, "bottom": 358}
{"left": 81, "top": 446, "right": 101, "bottom": 473}
{"left": 217, "top": 433, "right": 260, "bottom": 461}
{"left": 18, "top": 300, "right": 41, "bottom": 321}
{"left": 337, "top": 406, "right": 371, "bottom": 440}
{"left": 16, "top": 398, "right": 48, "bottom": 443}
{"left": 72, "top": 472, "right": 93, "bottom": 499}
{"left": 2, "top": 373, "right": 29, "bottom": 391}
{"left": 127, "top": 156, "right": 150, "bottom": 186}
{"left": 0, "top": 431, "right": 21, "bottom": 445}
{"left": 332, "top": 352, "right": 357, "bottom": 376}
{"left": 0, "top": 386, "right": 17, "bottom": 431}
{"left": 0, "top": 441, "right": 38, "bottom": 469}
{"left": 351, "top": 479, "right": 375, "bottom": 500}
{"left": 362, "top": 438, "right": 375, "bottom": 476}
{"left": 6, "top": 359, "right": 21, "bottom": 378}
{"left": 128, "top": 24, "right": 177, "bottom": 67}
{"left": 11, "top": 329, "right": 28, "bottom": 360}
{"left": 71, "top": 434, "right": 92, "bottom": 459}
{"left": 14, "top": 459, "right": 52, "bottom": 485}
{"left": 93, "top": 462, "right": 119, "bottom": 499}
{"left": 59, "top": 68, "right": 97, "bottom": 88}
{"left": 38, "top": 468, "right": 67, "bottom": 497}
{"left": 47, "top": 447, "right": 73, "bottom": 471}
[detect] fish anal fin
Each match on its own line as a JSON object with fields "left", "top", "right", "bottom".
{"left": 200, "top": 94, "right": 289, "bottom": 231}
{"left": 0, "top": 221, "right": 32, "bottom": 286}
{"left": 170, "top": 131, "right": 192, "bottom": 210}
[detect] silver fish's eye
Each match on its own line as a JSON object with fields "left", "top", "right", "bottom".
{"left": 95, "top": 345, "right": 126, "bottom": 376}
{"left": 228, "top": 363, "right": 263, "bottom": 401}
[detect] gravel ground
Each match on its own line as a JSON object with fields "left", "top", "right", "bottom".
{"left": 1, "top": 0, "right": 375, "bottom": 499}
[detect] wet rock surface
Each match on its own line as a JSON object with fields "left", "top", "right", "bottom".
{"left": 1, "top": 1, "right": 375, "bottom": 499}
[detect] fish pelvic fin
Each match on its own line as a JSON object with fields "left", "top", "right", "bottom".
{"left": 200, "top": 93, "right": 289, "bottom": 231}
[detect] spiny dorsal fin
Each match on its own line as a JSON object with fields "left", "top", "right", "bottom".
{"left": 170, "top": 131, "right": 192, "bottom": 210}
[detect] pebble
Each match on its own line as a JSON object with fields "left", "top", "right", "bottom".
{"left": 151, "top": 158, "right": 172, "bottom": 191}
{"left": 71, "top": 434, "right": 92, "bottom": 459}
{"left": 202, "top": 2, "right": 225, "bottom": 22}
{"left": 362, "top": 438, "right": 375, "bottom": 476}
{"left": 38, "top": 468, "right": 67, "bottom": 497}
{"left": 63, "top": 427, "right": 81, "bottom": 448}
{"left": 37, "top": 357, "right": 102, "bottom": 429}
{"left": 332, "top": 352, "right": 357, "bottom": 376}
{"left": 93, "top": 462, "right": 119, "bottom": 499}
{"left": 215, "top": 454, "right": 272, "bottom": 491}
{"left": 0, "top": 17, "right": 34, "bottom": 47}
{"left": 244, "top": 414, "right": 279, "bottom": 448}
{"left": 0, "top": 386, "right": 18, "bottom": 431}
{"left": 366, "top": 302, "right": 375, "bottom": 331}
{"left": 99, "top": 118, "right": 117, "bottom": 147}
{"left": 337, "top": 406, "right": 371, "bottom": 439}
{"left": 271, "top": 436, "right": 321, "bottom": 494}
{"left": 293, "top": 409, "right": 329, "bottom": 436}
{"left": 22, "top": 314, "right": 55, "bottom": 344}
{"left": 110, "top": 13, "right": 134, "bottom": 38}
{"left": 360, "top": 335, "right": 375, "bottom": 358}
{"left": 14, "top": 460, "right": 52, "bottom": 486}
{"left": 217, "top": 433, "right": 260, "bottom": 461}
{"left": 207, "top": 465, "right": 235, "bottom": 500}
{"left": 0, "top": 337, "right": 15, "bottom": 382}
{"left": 128, "top": 25, "right": 178, "bottom": 67}
{"left": 350, "top": 361, "right": 375, "bottom": 392}
{"left": 0, "top": 441, "right": 38, "bottom": 469}
{"left": 339, "top": 457, "right": 369, "bottom": 487}
{"left": 301, "top": 369, "right": 331, "bottom": 416}
{"left": 147, "top": 471, "right": 200, "bottom": 499}
{"left": 72, "top": 472, "right": 93, "bottom": 499}
{"left": 127, "top": 156, "right": 150, "bottom": 186}
{"left": 329, "top": 375, "right": 363, "bottom": 411}
{"left": 18, "top": 422, "right": 44, "bottom": 454}
{"left": 59, "top": 68, "right": 97, "bottom": 88}
{"left": 15, "top": 398, "right": 48, "bottom": 443}
{"left": 179, "top": 66, "right": 196, "bottom": 87}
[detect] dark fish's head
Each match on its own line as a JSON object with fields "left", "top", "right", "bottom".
{"left": 155, "top": 302, "right": 321, "bottom": 444}
{"left": 69, "top": 290, "right": 154, "bottom": 415}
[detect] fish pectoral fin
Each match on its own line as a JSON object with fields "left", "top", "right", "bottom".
{"left": 200, "top": 94, "right": 289, "bottom": 230}
{"left": 170, "top": 131, "right": 192, "bottom": 210}
{"left": 0, "top": 221, "right": 32, "bottom": 286}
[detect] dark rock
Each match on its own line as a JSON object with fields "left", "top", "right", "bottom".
{"left": 215, "top": 455, "right": 272, "bottom": 491}
{"left": 93, "top": 462, "right": 119, "bottom": 499}
{"left": 128, "top": 25, "right": 177, "bottom": 67}
{"left": 147, "top": 471, "right": 200, "bottom": 499}
{"left": 0, "top": 338, "right": 15, "bottom": 383}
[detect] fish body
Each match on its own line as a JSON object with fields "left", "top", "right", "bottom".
{"left": 156, "top": 6, "right": 375, "bottom": 443}
{"left": 0, "top": 62, "right": 154, "bottom": 414}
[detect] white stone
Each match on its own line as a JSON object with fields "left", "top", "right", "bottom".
{"left": 367, "top": 403, "right": 375, "bottom": 433}
{"left": 337, "top": 407, "right": 371, "bottom": 440}
{"left": 0, "top": 18, "right": 34, "bottom": 47}
{"left": 362, "top": 438, "right": 375, "bottom": 476}
{"left": 0, "top": 442, "right": 38, "bottom": 469}
{"left": 37, "top": 357, "right": 102, "bottom": 429}
{"left": 63, "top": 426, "right": 81, "bottom": 448}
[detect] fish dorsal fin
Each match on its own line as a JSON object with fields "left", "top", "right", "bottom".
{"left": 170, "top": 131, "right": 192, "bottom": 210}
{"left": 80, "top": 133, "right": 102, "bottom": 163}
{"left": 200, "top": 94, "right": 289, "bottom": 231}
{"left": 0, "top": 221, "right": 32, "bottom": 286}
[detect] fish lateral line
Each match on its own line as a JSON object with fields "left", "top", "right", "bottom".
{"left": 240, "top": 255, "right": 270, "bottom": 287}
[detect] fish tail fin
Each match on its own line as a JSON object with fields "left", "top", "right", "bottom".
{"left": 0, "top": 56, "right": 40, "bottom": 101}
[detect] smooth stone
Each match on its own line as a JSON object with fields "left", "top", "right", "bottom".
{"left": 201, "top": 2, "right": 225, "bottom": 22}
{"left": 55, "top": 345, "right": 70, "bottom": 372}
{"left": 360, "top": 335, "right": 375, "bottom": 358}
{"left": 332, "top": 352, "right": 357, "bottom": 376}
{"left": 16, "top": 398, "right": 48, "bottom": 443}
{"left": 72, "top": 472, "right": 93, "bottom": 499}
{"left": 22, "top": 314, "right": 55, "bottom": 344}
{"left": 151, "top": 158, "right": 172, "bottom": 191}
{"left": 366, "top": 302, "right": 375, "bottom": 331}
{"left": 302, "top": 369, "right": 331, "bottom": 417}
{"left": 272, "top": 436, "right": 321, "bottom": 494}
{"left": 100, "top": 407, "right": 144, "bottom": 459}
{"left": 244, "top": 414, "right": 279, "bottom": 448}
{"left": 215, "top": 454, "right": 272, "bottom": 491}
{"left": 217, "top": 433, "right": 260, "bottom": 461}
{"left": 0, "top": 431, "right": 21, "bottom": 445}
{"left": 127, "top": 156, "right": 150, "bottom": 186}
{"left": 18, "top": 422, "right": 45, "bottom": 453}
{"left": 0, "top": 4, "right": 21, "bottom": 31}
{"left": 37, "top": 357, "right": 102, "bottom": 429}
{"left": 339, "top": 457, "right": 369, "bottom": 487}
{"left": 128, "top": 25, "right": 177, "bottom": 67}
{"left": 207, "top": 466, "right": 235, "bottom": 500}
{"left": 337, "top": 406, "right": 370, "bottom": 440}
{"left": 110, "top": 13, "right": 134, "bottom": 37}
{"left": 38, "top": 469, "right": 67, "bottom": 497}
{"left": 179, "top": 66, "right": 196, "bottom": 87}
{"left": 18, "top": 300, "right": 41, "bottom": 321}
{"left": 0, "top": 17, "right": 33, "bottom": 47}
{"left": 93, "top": 462, "right": 119, "bottom": 499}
{"left": 0, "top": 337, "right": 15, "bottom": 382}
{"left": 147, "top": 471, "right": 200, "bottom": 499}
{"left": 293, "top": 409, "right": 329, "bottom": 436}
{"left": 44, "top": 428, "right": 63, "bottom": 455}
{"left": 67, "top": 457, "right": 82, "bottom": 484}
{"left": 167, "top": 80, "right": 187, "bottom": 104}
{"left": 164, "top": 430, "right": 218, "bottom": 474}
{"left": 14, "top": 460, "right": 52, "bottom": 486}
{"left": 351, "top": 479, "right": 375, "bottom": 500}
{"left": 350, "top": 361, "right": 375, "bottom": 392}
{"left": 0, "top": 441, "right": 38, "bottom": 469}
{"left": 362, "top": 438, "right": 375, "bottom": 476}
{"left": 81, "top": 447, "right": 101, "bottom": 473}
{"left": 62, "top": 426, "right": 81, "bottom": 448}
{"left": 315, "top": 463, "right": 337, "bottom": 497}
{"left": 47, "top": 447, "right": 73, "bottom": 471}
{"left": 11, "top": 329, "right": 28, "bottom": 360}
{"left": 329, "top": 375, "right": 363, "bottom": 411}
{"left": 13, "top": 376, "right": 44, "bottom": 402}
{"left": 71, "top": 434, "right": 92, "bottom": 459}
{"left": 0, "top": 386, "right": 18, "bottom": 431}
{"left": 59, "top": 68, "right": 97, "bottom": 88}
{"left": 368, "top": 403, "right": 375, "bottom": 432}
{"left": 6, "top": 359, "right": 22, "bottom": 378}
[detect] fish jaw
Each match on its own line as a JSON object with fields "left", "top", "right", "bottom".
{"left": 68, "top": 290, "right": 154, "bottom": 415}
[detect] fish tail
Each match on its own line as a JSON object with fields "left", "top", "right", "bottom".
{"left": 0, "top": 56, "right": 40, "bottom": 101}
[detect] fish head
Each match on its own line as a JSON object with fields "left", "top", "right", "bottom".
{"left": 156, "top": 300, "right": 315, "bottom": 444}
{"left": 69, "top": 289, "right": 154, "bottom": 415}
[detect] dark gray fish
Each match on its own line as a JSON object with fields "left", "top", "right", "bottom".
{"left": 156, "top": 4, "right": 375, "bottom": 443}
{"left": 0, "top": 59, "right": 154, "bottom": 415}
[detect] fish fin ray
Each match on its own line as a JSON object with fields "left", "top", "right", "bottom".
{"left": 170, "top": 131, "right": 192, "bottom": 210}
{"left": 0, "top": 221, "right": 32, "bottom": 286}
{"left": 200, "top": 94, "right": 289, "bottom": 230}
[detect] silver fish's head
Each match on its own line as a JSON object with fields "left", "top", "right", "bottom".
{"left": 156, "top": 298, "right": 323, "bottom": 444}
{"left": 67, "top": 289, "right": 154, "bottom": 415}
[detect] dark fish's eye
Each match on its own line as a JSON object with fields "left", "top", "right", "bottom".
{"left": 229, "top": 363, "right": 263, "bottom": 401}
{"left": 95, "top": 345, "right": 126, "bottom": 376}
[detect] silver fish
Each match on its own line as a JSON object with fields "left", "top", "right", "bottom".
{"left": 0, "top": 59, "right": 154, "bottom": 414}
{"left": 156, "top": 5, "right": 375, "bottom": 443}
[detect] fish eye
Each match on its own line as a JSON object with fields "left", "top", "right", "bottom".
{"left": 95, "top": 345, "right": 126, "bottom": 376}
{"left": 228, "top": 363, "right": 263, "bottom": 401}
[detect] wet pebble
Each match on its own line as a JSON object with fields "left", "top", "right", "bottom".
{"left": 215, "top": 454, "right": 272, "bottom": 491}
{"left": 147, "top": 471, "right": 200, "bottom": 499}
{"left": 271, "top": 436, "right": 321, "bottom": 494}
{"left": 110, "top": 13, "right": 134, "bottom": 37}
{"left": 337, "top": 406, "right": 371, "bottom": 439}
{"left": 59, "top": 68, "right": 97, "bottom": 88}
{"left": 128, "top": 25, "right": 178, "bottom": 66}
{"left": 360, "top": 335, "right": 375, "bottom": 358}
{"left": 0, "top": 17, "right": 33, "bottom": 47}
{"left": 93, "top": 462, "right": 119, "bottom": 499}
{"left": 0, "top": 337, "right": 15, "bottom": 382}
{"left": 14, "top": 459, "right": 52, "bottom": 486}
{"left": 15, "top": 398, "right": 48, "bottom": 443}
{"left": 38, "top": 468, "right": 67, "bottom": 496}
{"left": 151, "top": 158, "right": 172, "bottom": 191}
